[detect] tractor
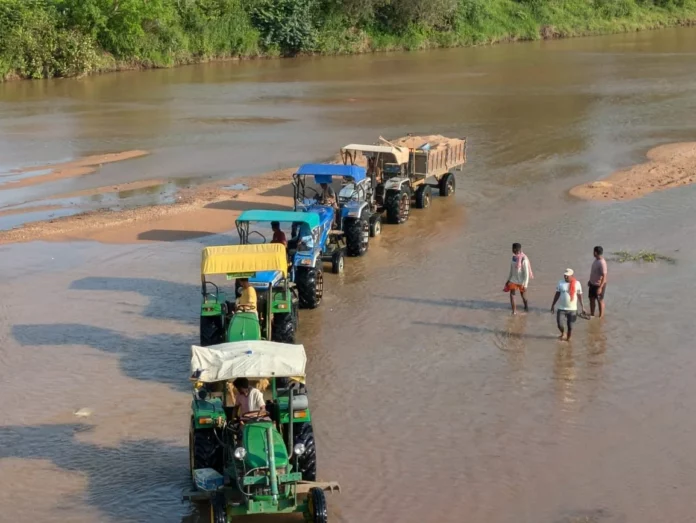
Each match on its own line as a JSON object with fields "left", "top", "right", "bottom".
{"left": 185, "top": 340, "right": 340, "bottom": 522}
{"left": 199, "top": 244, "right": 299, "bottom": 346}
{"left": 341, "top": 135, "right": 467, "bottom": 224}
{"left": 293, "top": 163, "right": 380, "bottom": 257}
{"left": 235, "top": 210, "right": 346, "bottom": 310}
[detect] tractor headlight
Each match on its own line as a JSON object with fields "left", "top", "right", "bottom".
{"left": 234, "top": 447, "right": 247, "bottom": 460}
{"left": 293, "top": 443, "right": 306, "bottom": 456}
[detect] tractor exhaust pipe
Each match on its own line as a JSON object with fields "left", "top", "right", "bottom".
{"left": 266, "top": 425, "right": 279, "bottom": 503}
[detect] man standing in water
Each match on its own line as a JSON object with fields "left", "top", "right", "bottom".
{"left": 504, "top": 243, "right": 532, "bottom": 315}
{"left": 588, "top": 245, "right": 608, "bottom": 318}
{"left": 551, "top": 268, "right": 586, "bottom": 341}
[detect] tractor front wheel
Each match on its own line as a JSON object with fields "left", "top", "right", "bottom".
{"left": 369, "top": 214, "right": 382, "bottom": 237}
{"left": 296, "top": 267, "right": 323, "bottom": 309}
{"left": 345, "top": 211, "right": 369, "bottom": 257}
{"left": 307, "top": 487, "right": 328, "bottom": 523}
{"left": 271, "top": 312, "right": 296, "bottom": 344}
{"left": 210, "top": 492, "right": 226, "bottom": 523}
{"left": 331, "top": 250, "right": 345, "bottom": 274}
{"left": 415, "top": 184, "right": 432, "bottom": 209}
{"left": 385, "top": 188, "right": 411, "bottom": 224}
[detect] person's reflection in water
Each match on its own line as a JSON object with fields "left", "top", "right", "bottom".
{"left": 497, "top": 314, "right": 529, "bottom": 375}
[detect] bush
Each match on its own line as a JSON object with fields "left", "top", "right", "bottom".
{"left": 250, "top": 0, "right": 319, "bottom": 55}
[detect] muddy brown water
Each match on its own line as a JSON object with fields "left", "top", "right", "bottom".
{"left": 2, "top": 27, "right": 696, "bottom": 523}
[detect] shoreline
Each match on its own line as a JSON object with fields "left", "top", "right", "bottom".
{"left": 570, "top": 142, "right": 696, "bottom": 202}
{"left": 2, "top": 17, "right": 695, "bottom": 83}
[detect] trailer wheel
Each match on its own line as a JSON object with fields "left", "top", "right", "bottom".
{"left": 439, "top": 172, "right": 456, "bottom": 197}
{"left": 369, "top": 214, "right": 381, "bottom": 237}
{"left": 345, "top": 210, "right": 369, "bottom": 257}
{"left": 200, "top": 315, "right": 224, "bottom": 347}
{"left": 385, "top": 187, "right": 411, "bottom": 224}
{"left": 331, "top": 250, "right": 345, "bottom": 274}
{"left": 190, "top": 422, "right": 223, "bottom": 475}
{"left": 293, "top": 422, "right": 317, "bottom": 481}
{"left": 308, "top": 488, "right": 328, "bottom": 523}
{"left": 271, "top": 312, "right": 296, "bottom": 344}
{"left": 415, "top": 185, "right": 432, "bottom": 209}
{"left": 296, "top": 267, "right": 323, "bottom": 309}
{"left": 210, "top": 492, "right": 226, "bottom": 523}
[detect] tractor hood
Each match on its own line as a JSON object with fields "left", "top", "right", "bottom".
{"left": 242, "top": 421, "right": 290, "bottom": 470}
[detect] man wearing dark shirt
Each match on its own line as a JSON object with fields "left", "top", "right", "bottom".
{"left": 271, "top": 221, "right": 287, "bottom": 247}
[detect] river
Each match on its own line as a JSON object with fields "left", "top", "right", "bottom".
{"left": 1, "top": 27, "right": 696, "bottom": 523}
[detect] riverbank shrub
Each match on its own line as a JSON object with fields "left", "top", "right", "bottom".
{"left": 1, "top": 0, "right": 696, "bottom": 80}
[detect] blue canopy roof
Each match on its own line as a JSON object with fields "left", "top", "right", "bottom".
{"left": 296, "top": 163, "right": 367, "bottom": 183}
{"left": 236, "top": 210, "right": 320, "bottom": 230}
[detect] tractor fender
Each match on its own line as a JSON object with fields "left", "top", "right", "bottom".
{"left": 384, "top": 177, "right": 409, "bottom": 191}
{"left": 341, "top": 201, "right": 368, "bottom": 220}
{"left": 293, "top": 252, "right": 318, "bottom": 269}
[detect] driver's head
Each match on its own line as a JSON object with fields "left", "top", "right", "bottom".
{"left": 233, "top": 378, "right": 250, "bottom": 395}
{"left": 238, "top": 278, "right": 249, "bottom": 289}
{"left": 320, "top": 183, "right": 328, "bottom": 190}
{"left": 271, "top": 221, "right": 280, "bottom": 232}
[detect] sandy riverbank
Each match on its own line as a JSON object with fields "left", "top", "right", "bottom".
{"left": 570, "top": 142, "right": 696, "bottom": 201}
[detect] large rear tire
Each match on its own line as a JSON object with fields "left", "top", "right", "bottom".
{"left": 415, "top": 185, "right": 432, "bottom": 209}
{"left": 294, "top": 422, "right": 317, "bottom": 481}
{"left": 296, "top": 267, "right": 323, "bottom": 309}
{"left": 190, "top": 423, "right": 223, "bottom": 475}
{"left": 345, "top": 210, "right": 369, "bottom": 257}
{"left": 308, "top": 487, "right": 328, "bottom": 523}
{"left": 439, "top": 172, "right": 456, "bottom": 197}
{"left": 385, "top": 187, "right": 411, "bottom": 224}
{"left": 271, "top": 312, "right": 296, "bottom": 344}
{"left": 200, "top": 315, "right": 224, "bottom": 347}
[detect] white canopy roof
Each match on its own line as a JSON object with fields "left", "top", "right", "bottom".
{"left": 191, "top": 341, "right": 307, "bottom": 382}
{"left": 341, "top": 144, "right": 409, "bottom": 165}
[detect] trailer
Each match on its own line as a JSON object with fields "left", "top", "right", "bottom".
{"left": 341, "top": 134, "right": 467, "bottom": 224}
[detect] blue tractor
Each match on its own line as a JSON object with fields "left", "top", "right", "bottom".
{"left": 293, "top": 163, "right": 380, "bottom": 257}
{"left": 236, "top": 210, "right": 346, "bottom": 310}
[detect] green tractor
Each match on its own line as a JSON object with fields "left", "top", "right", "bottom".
{"left": 185, "top": 340, "right": 340, "bottom": 522}
{"left": 200, "top": 244, "right": 299, "bottom": 346}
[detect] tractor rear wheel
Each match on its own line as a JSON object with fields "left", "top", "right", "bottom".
{"left": 307, "top": 488, "right": 328, "bottom": 523}
{"left": 271, "top": 312, "right": 296, "bottom": 344}
{"left": 199, "top": 315, "right": 224, "bottom": 347}
{"left": 439, "top": 172, "right": 456, "bottom": 197}
{"left": 385, "top": 187, "right": 411, "bottom": 224}
{"left": 345, "top": 211, "right": 369, "bottom": 257}
{"left": 190, "top": 423, "right": 223, "bottom": 474}
{"left": 415, "top": 184, "right": 432, "bottom": 209}
{"left": 369, "top": 214, "right": 382, "bottom": 237}
{"left": 296, "top": 267, "right": 323, "bottom": 309}
{"left": 210, "top": 492, "right": 226, "bottom": 523}
{"left": 293, "top": 422, "right": 317, "bottom": 481}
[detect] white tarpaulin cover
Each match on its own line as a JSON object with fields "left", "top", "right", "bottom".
{"left": 191, "top": 341, "right": 306, "bottom": 382}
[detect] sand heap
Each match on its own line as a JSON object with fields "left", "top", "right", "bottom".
{"left": 387, "top": 134, "right": 464, "bottom": 150}
{"left": 570, "top": 142, "right": 696, "bottom": 201}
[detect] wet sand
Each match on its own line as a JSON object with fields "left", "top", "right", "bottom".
{"left": 0, "top": 150, "right": 149, "bottom": 190}
{"left": 570, "top": 142, "right": 696, "bottom": 201}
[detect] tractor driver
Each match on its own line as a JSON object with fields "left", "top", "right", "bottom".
{"left": 232, "top": 378, "right": 268, "bottom": 419}
{"left": 235, "top": 278, "right": 257, "bottom": 315}
{"left": 315, "top": 182, "right": 339, "bottom": 229}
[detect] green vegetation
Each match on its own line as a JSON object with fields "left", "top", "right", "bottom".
{"left": 612, "top": 250, "right": 677, "bottom": 264}
{"left": 1, "top": 0, "right": 696, "bottom": 80}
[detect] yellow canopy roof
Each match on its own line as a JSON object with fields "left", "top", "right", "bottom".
{"left": 201, "top": 244, "right": 287, "bottom": 278}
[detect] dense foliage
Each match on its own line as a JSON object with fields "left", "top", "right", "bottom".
{"left": 1, "top": 0, "right": 695, "bottom": 79}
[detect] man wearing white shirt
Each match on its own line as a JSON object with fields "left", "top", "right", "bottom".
{"left": 551, "top": 268, "right": 586, "bottom": 341}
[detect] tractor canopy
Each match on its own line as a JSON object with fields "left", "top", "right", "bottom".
{"left": 341, "top": 143, "right": 410, "bottom": 165}
{"left": 191, "top": 340, "right": 306, "bottom": 382}
{"left": 201, "top": 244, "right": 288, "bottom": 280}
{"left": 295, "top": 163, "right": 367, "bottom": 184}
{"left": 236, "top": 210, "right": 321, "bottom": 230}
